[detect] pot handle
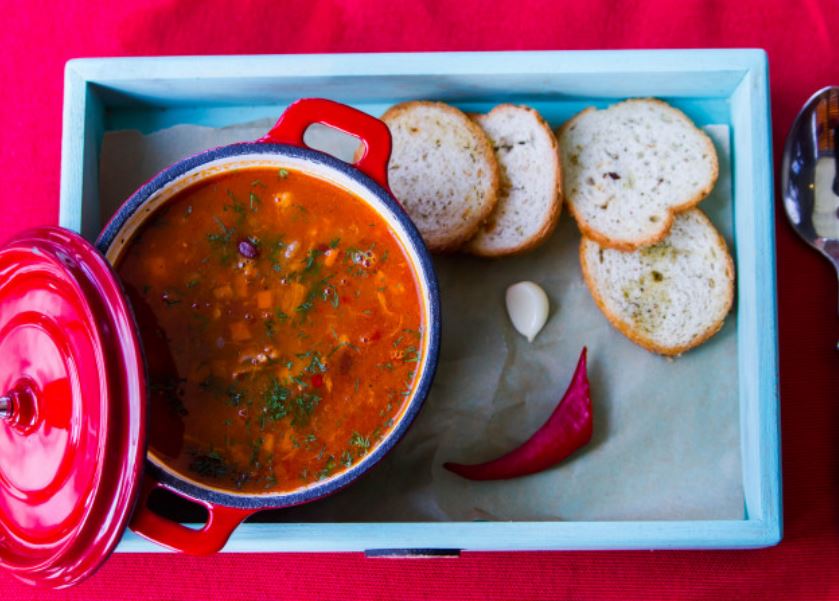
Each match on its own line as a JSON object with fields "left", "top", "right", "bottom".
{"left": 258, "top": 98, "right": 392, "bottom": 190}
{"left": 129, "top": 474, "right": 255, "bottom": 555}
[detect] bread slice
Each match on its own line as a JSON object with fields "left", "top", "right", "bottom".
{"left": 464, "top": 104, "right": 562, "bottom": 257}
{"left": 560, "top": 99, "right": 718, "bottom": 250}
{"left": 580, "top": 209, "right": 734, "bottom": 356}
{"left": 381, "top": 101, "right": 499, "bottom": 251}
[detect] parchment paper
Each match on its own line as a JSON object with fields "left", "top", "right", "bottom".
{"left": 100, "top": 119, "right": 742, "bottom": 522}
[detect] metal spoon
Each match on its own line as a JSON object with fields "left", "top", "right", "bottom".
{"left": 782, "top": 86, "right": 839, "bottom": 347}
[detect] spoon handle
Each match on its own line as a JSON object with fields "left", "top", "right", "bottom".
{"left": 834, "top": 126, "right": 839, "bottom": 196}
{"left": 834, "top": 262, "right": 839, "bottom": 350}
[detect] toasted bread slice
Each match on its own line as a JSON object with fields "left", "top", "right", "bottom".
{"left": 580, "top": 209, "right": 734, "bottom": 356}
{"left": 464, "top": 105, "right": 562, "bottom": 257}
{"left": 560, "top": 99, "right": 718, "bottom": 250}
{"left": 381, "top": 101, "right": 499, "bottom": 251}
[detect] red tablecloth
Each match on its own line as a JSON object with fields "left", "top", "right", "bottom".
{"left": 2, "top": 0, "right": 839, "bottom": 598}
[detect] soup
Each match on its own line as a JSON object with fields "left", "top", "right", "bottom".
{"left": 117, "top": 167, "right": 424, "bottom": 493}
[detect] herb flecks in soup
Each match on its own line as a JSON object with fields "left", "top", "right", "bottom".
{"left": 117, "top": 168, "right": 424, "bottom": 493}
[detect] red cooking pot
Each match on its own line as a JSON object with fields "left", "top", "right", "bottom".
{"left": 0, "top": 99, "right": 441, "bottom": 589}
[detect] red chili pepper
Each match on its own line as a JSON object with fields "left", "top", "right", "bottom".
{"left": 311, "top": 374, "right": 324, "bottom": 388}
{"left": 444, "top": 347, "right": 593, "bottom": 481}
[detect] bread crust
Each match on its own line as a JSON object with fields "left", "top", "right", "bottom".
{"left": 465, "top": 104, "right": 564, "bottom": 257}
{"left": 560, "top": 98, "right": 720, "bottom": 252}
{"left": 380, "top": 101, "right": 500, "bottom": 252}
{"left": 579, "top": 209, "right": 735, "bottom": 356}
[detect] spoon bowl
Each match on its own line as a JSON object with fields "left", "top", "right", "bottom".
{"left": 782, "top": 86, "right": 839, "bottom": 321}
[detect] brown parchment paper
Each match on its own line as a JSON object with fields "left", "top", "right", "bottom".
{"left": 100, "top": 120, "right": 742, "bottom": 522}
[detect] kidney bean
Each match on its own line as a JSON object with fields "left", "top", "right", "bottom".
{"left": 238, "top": 238, "right": 259, "bottom": 259}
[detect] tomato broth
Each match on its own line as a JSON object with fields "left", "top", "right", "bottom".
{"left": 117, "top": 167, "right": 424, "bottom": 493}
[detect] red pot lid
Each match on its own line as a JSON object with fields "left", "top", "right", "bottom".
{"left": 0, "top": 227, "right": 146, "bottom": 589}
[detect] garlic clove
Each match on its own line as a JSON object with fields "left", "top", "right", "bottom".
{"left": 505, "top": 281, "right": 550, "bottom": 342}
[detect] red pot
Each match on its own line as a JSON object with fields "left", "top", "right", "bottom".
{"left": 0, "top": 99, "right": 441, "bottom": 589}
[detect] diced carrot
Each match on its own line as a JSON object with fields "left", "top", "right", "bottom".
{"left": 230, "top": 321, "right": 252, "bottom": 341}
{"left": 232, "top": 365, "right": 259, "bottom": 379}
{"left": 213, "top": 285, "right": 233, "bottom": 300}
{"left": 273, "top": 464, "right": 289, "bottom": 483}
{"left": 274, "top": 428, "right": 301, "bottom": 458}
{"left": 212, "top": 306, "right": 222, "bottom": 320}
{"left": 262, "top": 434, "right": 275, "bottom": 453}
{"left": 377, "top": 291, "right": 392, "bottom": 314}
{"left": 241, "top": 262, "right": 257, "bottom": 278}
{"left": 323, "top": 249, "right": 338, "bottom": 267}
{"left": 233, "top": 276, "right": 248, "bottom": 298}
{"left": 238, "top": 348, "right": 259, "bottom": 364}
{"left": 256, "top": 290, "right": 273, "bottom": 309}
{"left": 281, "top": 281, "right": 307, "bottom": 314}
{"left": 273, "top": 191, "right": 292, "bottom": 208}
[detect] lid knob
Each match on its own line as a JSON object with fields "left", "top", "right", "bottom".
{"left": 0, "top": 381, "right": 36, "bottom": 428}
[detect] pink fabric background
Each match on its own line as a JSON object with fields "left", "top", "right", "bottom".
{"left": 1, "top": 0, "right": 839, "bottom": 598}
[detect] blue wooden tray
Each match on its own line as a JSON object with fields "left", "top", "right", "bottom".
{"left": 61, "top": 50, "right": 779, "bottom": 552}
